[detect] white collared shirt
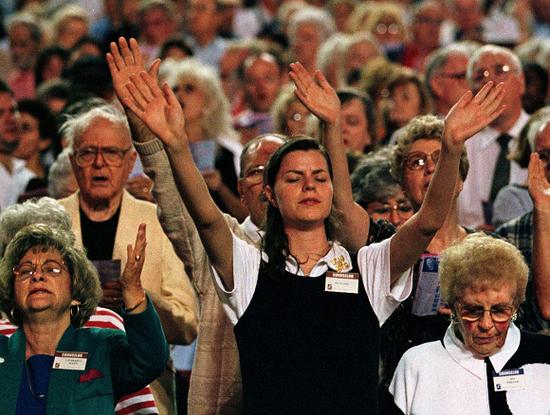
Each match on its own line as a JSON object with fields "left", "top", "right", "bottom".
{"left": 212, "top": 234, "right": 412, "bottom": 325}
{"left": 457, "top": 111, "right": 529, "bottom": 228}
{"left": 390, "top": 323, "right": 550, "bottom": 414}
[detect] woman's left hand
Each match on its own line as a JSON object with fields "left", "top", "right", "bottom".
{"left": 443, "top": 81, "right": 505, "bottom": 154}
{"left": 289, "top": 62, "right": 341, "bottom": 125}
{"left": 120, "top": 223, "right": 147, "bottom": 312}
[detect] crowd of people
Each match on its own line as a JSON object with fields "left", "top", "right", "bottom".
{"left": 0, "top": 0, "right": 549, "bottom": 414}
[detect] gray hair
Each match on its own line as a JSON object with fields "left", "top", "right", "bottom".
{"left": 351, "top": 147, "right": 402, "bottom": 207}
{"left": 159, "top": 58, "right": 238, "bottom": 141}
{"left": 60, "top": 105, "right": 130, "bottom": 151}
{"left": 0, "top": 197, "right": 74, "bottom": 258}
{"left": 466, "top": 44, "right": 523, "bottom": 86}
{"left": 48, "top": 148, "right": 77, "bottom": 199}
{"left": 7, "top": 12, "right": 42, "bottom": 43}
{"left": 425, "top": 42, "right": 479, "bottom": 99}
{"left": 316, "top": 33, "right": 349, "bottom": 86}
{"left": 287, "top": 7, "right": 336, "bottom": 47}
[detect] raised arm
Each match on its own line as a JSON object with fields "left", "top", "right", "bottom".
{"left": 289, "top": 62, "right": 370, "bottom": 251}
{"left": 389, "top": 82, "right": 505, "bottom": 284}
{"left": 121, "top": 68, "right": 235, "bottom": 290}
{"left": 529, "top": 152, "right": 550, "bottom": 319}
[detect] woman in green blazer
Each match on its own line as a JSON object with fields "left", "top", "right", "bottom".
{"left": 0, "top": 222, "right": 168, "bottom": 414}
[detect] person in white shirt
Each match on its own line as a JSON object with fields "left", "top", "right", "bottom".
{"left": 390, "top": 233, "right": 550, "bottom": 414}
{"left": 118, "top": 30, "right": 505, "bottom": 411}
{"left": 458, "top": 44, "right": 529, "bottom": 229}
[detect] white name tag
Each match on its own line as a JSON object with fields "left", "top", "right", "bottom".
{"left": 493, "top": 368, "right": 526, "bottom": 392}
{"left": 325, "top": 272, "right": 359, "bottom": 294}
{"left": 52, "top": 351, "right": 88, "bottom": 371}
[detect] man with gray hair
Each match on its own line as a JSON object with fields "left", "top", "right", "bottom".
{"left": 457, "top": 44, "right": 529, "bottom": 229}
{"left": 58, "top": 105, "right": 198, "bottom": 415}
{"left": 425, "top": 42, "right": 478, "bottom": 116}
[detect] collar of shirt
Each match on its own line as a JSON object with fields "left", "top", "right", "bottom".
{"left": 444, "top": 322, "right": 521, "bottom": 379}
{"left": 284, "top": 241, "right": 353, "bottom": 277}
{"left": 241, "top": 216, "right": 263, "bottom": 244}
{"left": 479, "top": 110, "right": 529, "bottom": 150}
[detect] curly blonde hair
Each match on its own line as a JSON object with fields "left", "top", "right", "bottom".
{"left": 439, "top": 233, "right": 528, "bottom": 308}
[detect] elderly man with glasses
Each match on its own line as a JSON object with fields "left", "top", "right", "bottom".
{"left": 58, "top": 105, "right": 198, "bottom": 415}
{"left": 458, "top": 44, "right": 530, "bottom": 230}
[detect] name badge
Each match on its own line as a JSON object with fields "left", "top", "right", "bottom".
{"left": 53, "top": 351, "right": 88, "bottom": 371}
{"left": 325, "top": 271, "right": 359, "bottom": 294}
{"left": 493, "top": 368, "right": 526, "bottom": 392}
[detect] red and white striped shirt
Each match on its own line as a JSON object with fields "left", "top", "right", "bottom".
{"left": 0, "top": 307, "right": 159, "bottom": 415}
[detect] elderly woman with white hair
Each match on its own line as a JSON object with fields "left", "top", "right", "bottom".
{"left": 390, "top": 233, "right": 550, "bottom": 414}
{"left": 287, "top": 7, "right": 336, "bottom": 73}
{"left": 159, "top": 57, "right": 247, "bottom": 220}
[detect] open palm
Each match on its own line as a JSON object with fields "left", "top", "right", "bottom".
{"left": 289, "top": 62, "right": 340, "bottom": 124}
{"left": 444, "top": 81, "right": 505, "bottom": 151}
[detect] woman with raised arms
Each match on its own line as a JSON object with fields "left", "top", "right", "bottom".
{"left": 115, "top": 39, "right": 504, "bottom": 414}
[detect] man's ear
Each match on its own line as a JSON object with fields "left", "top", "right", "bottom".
{"left": 264, "top": 185, "right": 277, "bottom": 207}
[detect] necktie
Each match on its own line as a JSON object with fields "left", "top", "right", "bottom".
{"left": 490, "top": 133, "right": 512, "bottom": 202}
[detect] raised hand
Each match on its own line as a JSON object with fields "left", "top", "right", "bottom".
{"left": 528, "top": 153, "right": 550, "bottom": 209}
{"left": 443, "top": 81, "right": 505, "bottom": 153}
{"left": 106, "top": 37, "right": 160, "bottom": 105}
{"left": 120, "top": 223, "right": 147, "bottom": 312}
{"left": 123, "top": 70, "right": 186, "bottom": 148}
{"left": 289, "top": 62, "right": 340, "bottom": 125}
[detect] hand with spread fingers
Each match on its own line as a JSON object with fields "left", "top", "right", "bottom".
{"left": 106, "top": 37, "right": 160, "bottom": 106}
{"left": 289, "top": 62, "right": 340, "bottom": 125}
{"left": 123, "top": 70, "right": 186, "bottom": 149}
{"left": 120, "top": 223, "right": 147, "bottom": 313}
{"left": 443, "top": 81, "right": 505, "bottom": 153}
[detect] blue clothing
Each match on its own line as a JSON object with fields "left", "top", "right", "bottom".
{"left": 15, "top": 354, "right": 53, "bottom": 415}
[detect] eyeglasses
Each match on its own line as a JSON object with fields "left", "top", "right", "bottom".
{"left": 242, "top": 165, "right": 265, "bottom": 185}
{"left": 404, "top": 150, "right": 440, "bottom": 170}
{"left": 13, "top": 260, "right": 67, "bottom": 281}
{"left": 375, "top": 23, "right": 401, "bottom": 35}
{"left": 368, "top": 201, "right": 414, "bottom": 217}
{"left": 472, "top": 63, "right": 515, "bottom": 86}
{"left": 74, "top": 146, "right": 132, "bottom": 167}
{"left": 537, "top": 149, "right": 550, "bottom": 164}
{"left": 438, "top": 72, "right": 467, "bottom": 81}
{"left": 456, "top": 302, "right": 515, "bottom": 323}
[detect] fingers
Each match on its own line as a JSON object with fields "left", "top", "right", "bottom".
{"left": 149, "top": 58, "right": 161, "bottom": 79}
{"left": 128, "top": 37, "right": 143, "bottom": 67}
{"left": 140, "top": 71, "right": 163, "bottom": 98}
{"left": 456, "top": 90, "right": 473, "bottom": 108}
{"left": 472, "top": 81, "right": 494, "bottom": 104}
{"left": 314, "top": 70, "right": 331, "bottom": 91}
{"left": 163, "top": 82, "right": 180, "bottom": 108}
{"left": 119, "top": 37, "right": 135, "bottom": 66}
{"left": 125, "top": 81, "right": 149, "bottom": 113}
{"left": 109, "top": 40, "right": 125, "bottom": 71}
{"left": 479, "top": 82, "right": 504, "bottom": 112}
{"left": 289, "top": 62, "right": 310, "bottom": 93}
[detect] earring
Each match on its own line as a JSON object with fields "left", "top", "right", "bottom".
{"left": 10, "top": 307, "right": 17, "bottom": 321}
{"left": 70, "top": 304, "right": 80, "bottom": 318}
{"left": 450, "top": 313, "right": 457, "bottom": 322}
{"left": 511, "top": 313, "right": 517, "bottom": 322}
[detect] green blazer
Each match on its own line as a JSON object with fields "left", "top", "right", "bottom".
{"left": 0, "top": 298, "right": 168, "bottom": 414}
